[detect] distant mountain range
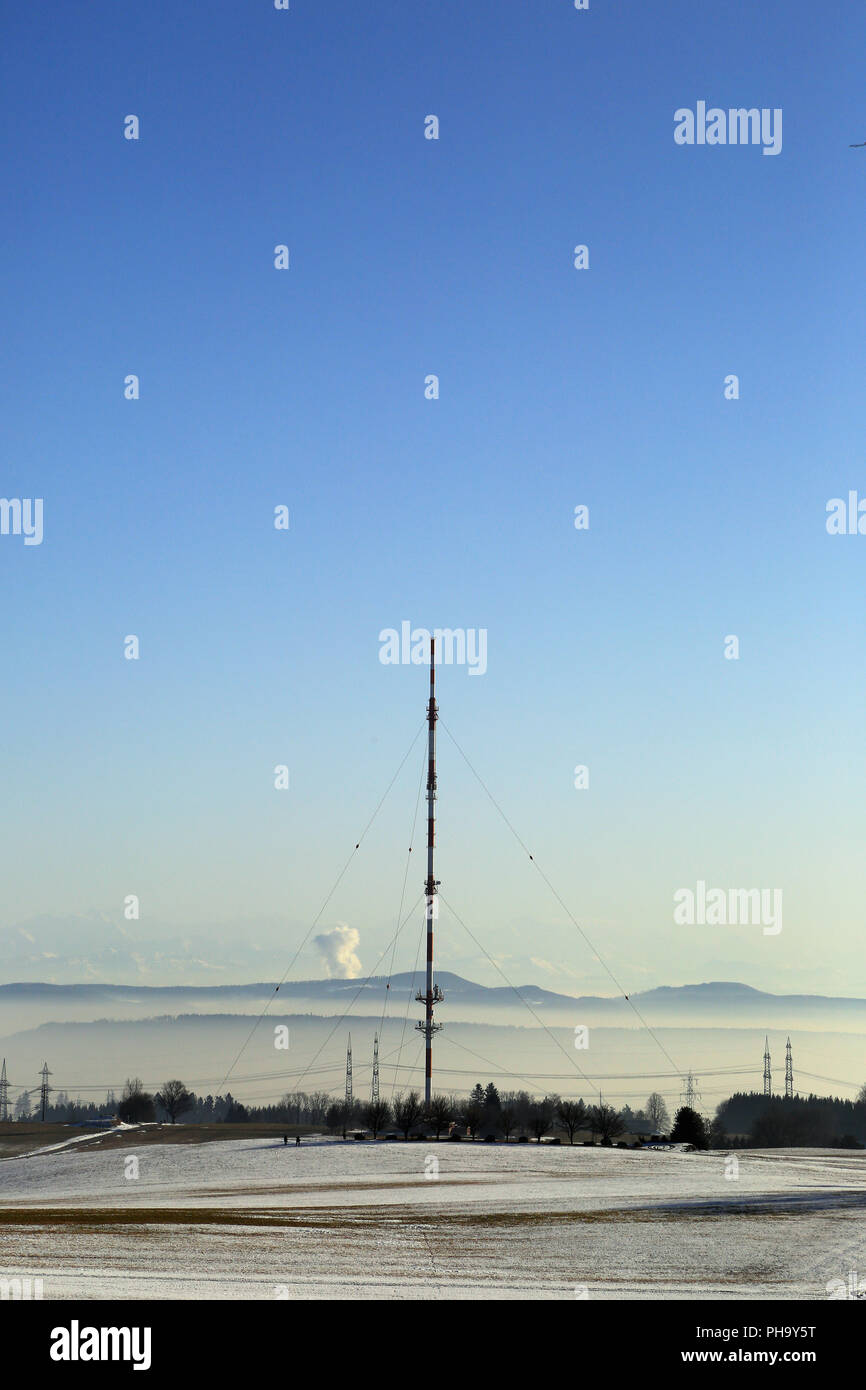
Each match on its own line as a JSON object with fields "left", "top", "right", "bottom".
{"left": 1, "top": 972, "right": 865, "bottom": 1033}
{"left": 1, "top": 972, "right": 863, "bottom": 1106}
{"left": 1, "top": 918, "right": 860, "bottom": 1030}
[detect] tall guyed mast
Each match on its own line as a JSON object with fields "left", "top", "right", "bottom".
{"left": 416, "top": 638, "right": 443, "bottom": 1107}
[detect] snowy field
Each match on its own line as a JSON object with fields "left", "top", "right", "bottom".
{"left": 1, "top": 1135, "right": 864, "bottom": 1299}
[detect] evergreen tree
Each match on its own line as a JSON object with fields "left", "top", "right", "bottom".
{"left": 670, "top": 1106, "right": 708, "bottom": 1149}
{"left": 484, "top": 1082, "right": 501, "bottom": 1112}
{"left": 708, "top": 1116, "right": 728, "bottom": 1149}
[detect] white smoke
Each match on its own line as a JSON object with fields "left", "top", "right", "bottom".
{"left": 314, "top": 923, "right": 362, "bottom": 979}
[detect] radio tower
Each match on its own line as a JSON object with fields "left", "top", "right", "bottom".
{"left": 763, "top": 1036, "right": 772, "bottom": 1097}
{"left": 371, "top": 1032, "right": 379, "bottom": 1105}
{"left": 415, "top": 638, "right": 443, "bottom": 1108}
{"left": 345, "top": 1034, "right": 353, "bottom": 1110}
{"left": 785, "top": 1036, "right": 794, "bottom": 1099}
{"left": 0, "top": 1060, "right": 8, "bottom": 1122}
{"left": 39, "top": 1062, "right": 52, "bottom": 1122}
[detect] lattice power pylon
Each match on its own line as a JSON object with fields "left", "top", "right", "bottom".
{"left": 785, "top": 1036, "right": 794, "bottom": 1100}
{"left": 39, "top": 1061, "right": 52, "bottom": 1121}
{"left": 345, "top": 1034, "right": 353, "bottom": 1109}
{"left": 763, "top": 1036, "right": 772, "bottom": 1097}
{"left": 371, "top": 1032, "right": 379, "bottom": 1105}
{"left": 0, "top": 1059, "right": 8, "bottom": 1123}
{"left": 681, "top": 1071, "right": 701, "bottom": 1109}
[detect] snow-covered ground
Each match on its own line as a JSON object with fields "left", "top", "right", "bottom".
{"left": 8, "top": 1121, "right": 145, "bottom": 1160}
{"left": 1, "top": 1137, "right": 864, "bottom": 1299}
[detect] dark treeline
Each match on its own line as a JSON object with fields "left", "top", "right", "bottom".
{"left": 717, "top": 1091, "right": 866, "bottom": 1147}
{"left": 16, "top": 1084, "right": 250, "bottom": 1126}
{"left": 17, "top": 1092, "right": 117, "bottom": 1123}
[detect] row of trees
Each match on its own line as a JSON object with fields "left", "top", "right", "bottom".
{"left": 15, "top": 1084, "right": 357, "bottom": 1127}
{"left": 16, "top": 1078, "right": 866, "bottom": 1150}
{"left": 324, "top": 1084, "right": 679, "bottom": 1143}
{"left": 109, "top": 1079, "right": 675, "bottom": 1142}
{"left": 17, "top": 1078, "right": 677, "bottom": 1141}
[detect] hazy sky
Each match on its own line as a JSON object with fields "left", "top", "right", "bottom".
{"left": 2, "top": 1, "right": 864, "bottom": 999}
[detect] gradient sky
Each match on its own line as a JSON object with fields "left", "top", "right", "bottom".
{"left": 1, "top": 0, "right": 864, "bottom": 998}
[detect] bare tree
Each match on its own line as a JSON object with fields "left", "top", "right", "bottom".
{"left": 514, "top": 1090, "right": 534, "bottom": 1133}
{"left": 426, "top": 1093, "right": 454, "bottom": 1140}
{"left": 463, "top": 1098, "right": 484, "bottom": 1140}
{"left": 392, "top": 1090, "right": 423, "bottom": 1139}
{"left": 279, "top": 1091, "right": 309, "bottom": 1124}
{"left": 587, "top": 1102, "right": 625, "bottom": 1143}
{"left": 499, "top": 1106, "right": 517, "bottom": 1142}
{"left": 556, "top": 1098, "right": 588, "bottom": 1145}
{"left": 155, "top": 1079, "right": 194, "bottom": 1124}
{"left": 326, "top": 1101, "right": 352, "bottom": 1137}
{"left": 307, "top": 1091, "right": 331, "bottom": 1126}
{"left": 645, "top": 1092, "right": 670, "bottom": 1134}
{"left": 530, "top": 1097, "right": 555, "bottom": 1143}
{"left": 118, "top": 1078, "right": 156, "bottom": 1124}
{"left": 364, "top": 1099, "right": 391, "bottom": 1138}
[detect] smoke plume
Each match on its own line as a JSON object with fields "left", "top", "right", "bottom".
{"left": 314, "top": 923, "right": 362, "bottom": 979}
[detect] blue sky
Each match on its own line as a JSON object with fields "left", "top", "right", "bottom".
{"left": 1, "top": 0, "right": 864, "bottom": 998}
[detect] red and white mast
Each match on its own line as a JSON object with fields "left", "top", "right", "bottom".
{"left": 416, "top": 638, "right": 443, "bottom": 1107}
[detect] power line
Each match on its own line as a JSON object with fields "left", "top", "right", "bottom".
{"left": 440, "top": 1030, "right": 570, "bottom": 1096}
{"left": 287, "top": 892, "right": 423, "bottom": 1096}
{"left": 1, "top": 1055, "right": 761, "bottom": 1094}
{"left": 797, "top": 1069, "right": 864, "bottom": 1092}
{"left": 438, "top": 890, "right": 600, "bottom": 1092}
{"left": 215, "top": 718, "right": 426, "bottom": 1093}
{"left": 439, "top": 719, "right": 683, "bottom": 1076}
{"left": 378, "top": 743, "right": 427, "bottom": 1043}
{"left": 390, "top": 917, "right": 427, "bottom": 1101}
